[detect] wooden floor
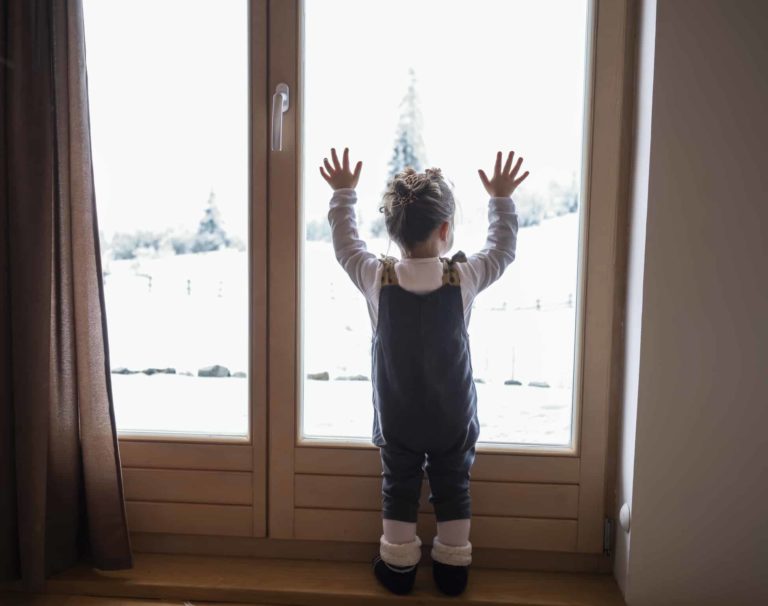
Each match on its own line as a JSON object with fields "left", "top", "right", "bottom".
{"left": 1, "top": 553, "right": 626, "bottom": 606}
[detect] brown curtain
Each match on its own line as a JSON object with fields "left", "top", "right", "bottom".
{"left": 0, "top": 0, "right": 133, "bottom": 587}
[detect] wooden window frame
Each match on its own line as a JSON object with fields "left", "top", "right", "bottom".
{"left": 114, "top": 0, "right": 269, "bottom": 539}
{"left": 101, "top": 0, "right": 634, "bottom": 571}
{"left": 267, "top": 0, "right": 632, "bottom": 556}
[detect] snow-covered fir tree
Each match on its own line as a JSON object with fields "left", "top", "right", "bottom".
{"left": 192, "top": 190, "right": 230, "bottom": 253}
{"left": 387, "top": 67, "right": 428, "bottom": 177}
{"left": 371, "top": 68, "right": 429, "bottom": 237}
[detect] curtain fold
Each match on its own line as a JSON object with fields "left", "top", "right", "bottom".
{"left": 1, "top": 0, "right": 133, "bottom": 587}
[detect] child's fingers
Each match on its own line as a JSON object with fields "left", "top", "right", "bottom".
{"left": 478, "top": 169, "right": 491, "bottom": 189}
{"left": 324, "top": 158, "right": 334, "bottom": 175}
{"left": 331, "top": 148, "right": 342, "bottom": 171}
{"left": 353, "top": 160, "right": 363, "bottom": 179}
{"left": 503, "top": 151, "right": 515, "bottom": 175}
{"left": 510, "top": 156, "right": 523, "bottom": 178}
{"left": 494, "top": 151, "right": 502, "bottom": 177}
{"left": 343, "top": 147, "right": 350, "bottom": 171}
{"left": 320, "top": 166, "right": 331, "bottom": 182}
{"left": 513, "top": 170, "right": 530, "bottom": 187}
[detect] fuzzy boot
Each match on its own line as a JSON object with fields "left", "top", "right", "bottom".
{"left": 431, "top": 537, "right": 472, "bottom": 596}
{"left": 373, "top": 535, "right": 422, "bottom": 595}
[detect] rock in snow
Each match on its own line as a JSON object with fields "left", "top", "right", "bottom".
{"left": 198, "top": 365, "right": 231, "bottom": 377}
{"left": 307, "top": 371, "right": 330, "bottom": 381}
{"left": 112, "top": 367, "right": 138, "bottom": 375}
{"left": 528, "top": 381, "right": 550, "bottom": 388}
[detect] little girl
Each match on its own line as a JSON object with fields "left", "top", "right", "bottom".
{"left": 320, "top": 147, "right": 527, "bottom": 596}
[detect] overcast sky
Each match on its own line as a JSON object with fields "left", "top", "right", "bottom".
{"left": 83, "top": 0, "right": 588, "bottom": 241}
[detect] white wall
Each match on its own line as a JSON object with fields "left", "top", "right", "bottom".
{"left": 615, "top": 1, "right": 768, "bottom": 604}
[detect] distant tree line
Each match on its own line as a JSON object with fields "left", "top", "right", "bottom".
{"left": 102, "top": 191, "right": 245, "bottom": 260}
{"left": 511, "top": 177, "right": 579, "bottom": 228}
{"left": 306, "top": 68, "right": 580, "bottom": 243}
{"left": 306, "top": 218, "right": 332, "bottom": 242}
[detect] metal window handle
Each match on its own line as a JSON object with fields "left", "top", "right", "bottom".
{"left": 271, "top": 83, "right": 290, "bottom": 151}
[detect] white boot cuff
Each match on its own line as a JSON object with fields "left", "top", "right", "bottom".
{"left": 431, "top": 537, "right": 472, "bottom": 567}
{"left": 379, "top": 535, "right": 422, "bottom": 567}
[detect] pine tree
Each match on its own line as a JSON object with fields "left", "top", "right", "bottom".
{"left": 192, "top": 190, "right": 230, "bottom": 253}
{"left": 371, "top": 68, "right": 428, "bottom": 238}
{"left": 387, "top": 67, "right": 428, "bottom": 178}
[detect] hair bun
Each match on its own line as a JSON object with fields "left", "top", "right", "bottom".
{"left": 403, "top": 169, "right": 430, "bottom": 195}
{"left": 387, "top": 166, "right": 445, "bottom": 210}
{"left": 393, "top": 179, "right": 412, "bottom": 198}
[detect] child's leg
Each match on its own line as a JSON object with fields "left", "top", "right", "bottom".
{"left": 436, "top": 518, "right": 471, "bottom": 546}
{"left": 383, "top": 519, "right": 417, "bottom": 544}
{"left": 374, "top": 445, "right": 425, "bottom": 595}
{"left": 425, "top": 445, "right": 476, "bottom": 596}
{"left": 380, "top": 445, "right": 425, "bottom": 526}
{"left": 424, "top": 445, "right": 476, "bottom": 527}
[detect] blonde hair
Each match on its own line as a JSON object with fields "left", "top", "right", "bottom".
{"left": 380, "top": 167, "right": 455, "bottom": 252}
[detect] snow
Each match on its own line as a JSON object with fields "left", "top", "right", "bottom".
{"left": 104, "top": 212, "right": 580, "bottom": 447}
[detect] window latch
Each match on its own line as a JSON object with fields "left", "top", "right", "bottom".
{"left": 271, "top": 83, "right": 290, "bottom": 151}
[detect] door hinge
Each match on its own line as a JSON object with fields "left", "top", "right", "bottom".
{"left": 603, "top": 517, "right": 615, "bottom": 556}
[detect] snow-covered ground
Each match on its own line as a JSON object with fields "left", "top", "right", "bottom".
{"left": 104, "top": 212, "right": 580, "bottom": 446}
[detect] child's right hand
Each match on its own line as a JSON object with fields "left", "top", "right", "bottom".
{"left": 478, "top": 151, "right": 529, "bottom": 197}
{"left": 320, "top": 147, "right": 363, "bottom": 191}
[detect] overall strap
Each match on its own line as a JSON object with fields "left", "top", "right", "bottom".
{"left": 440, "top": 251, "right": 467, "bottom": 286}
{"left": 379, "top": 255, "right": 399, "bottom": 286}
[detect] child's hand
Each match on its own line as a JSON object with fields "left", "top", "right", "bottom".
{"left": 320, "top": 147, "right": 363, "bottom": 190}
{"left": 478, "top": 151, "right": 529, "bottom": 197}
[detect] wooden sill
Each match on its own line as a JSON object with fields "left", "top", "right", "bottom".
{"left": 3, "top": 552, "right": 626, "bottom": 606}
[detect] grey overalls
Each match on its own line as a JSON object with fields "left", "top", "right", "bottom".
{"left": 372, "top": 252, "right": 480, "bottom": 523}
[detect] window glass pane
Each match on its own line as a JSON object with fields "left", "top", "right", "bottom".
{"left": 302, "top": 0, "right": 589, "bottom": 447}
{"left": 83, "top": 0, "right": 249, "bottom": 437}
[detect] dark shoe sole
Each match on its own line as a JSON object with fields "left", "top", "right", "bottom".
{"left": 373, "top": 555, "right": 418, "bottom": 595}
{"left": 433, "top": 560, "right": 469, "bottom": 596}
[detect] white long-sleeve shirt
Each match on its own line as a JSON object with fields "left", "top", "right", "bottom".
{"left": 328, "top": 187, "right": 519, "bottom": 331}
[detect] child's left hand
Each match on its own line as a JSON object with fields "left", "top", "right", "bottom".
{"left": 320, "top": 147, "right": 363, "bottom": 190}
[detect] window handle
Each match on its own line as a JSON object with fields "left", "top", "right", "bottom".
{"left": 271, "top": 83, "right": 290, "bottom": 151}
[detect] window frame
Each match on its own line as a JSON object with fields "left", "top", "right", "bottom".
{"left": 267, "top": 0, "right": 633, "bottom": 554}
{"left": 89, "top": 0, "right": 634, "bottom": 562}
{"left": 293, "top": 1, "right": 594, "bottom": 458}
{"left": 103, "top": 0, "right": 270, "bottom": 539}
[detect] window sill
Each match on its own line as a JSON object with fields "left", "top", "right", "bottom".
{"left": 3, "top": 552, "right": 625, "bottom": 606}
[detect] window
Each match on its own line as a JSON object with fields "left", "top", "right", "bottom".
{"left": 83, "top": 0, "right": 631, "bottom": 563}
{"left": 301, "top": 0, "right": 589, "bottom": 449}
{"left": 84, "top": 0, "right": 250, "bottom": 437}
